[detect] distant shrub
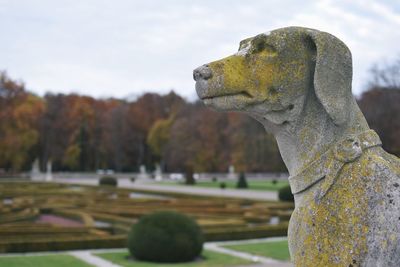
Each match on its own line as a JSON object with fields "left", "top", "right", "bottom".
{"left": 236, "top": 172, "right": 248, "bottom": 189}
{"left": 220, "top": 182, "right": 226, "bottom": 189}
{"left": 278, "top": 185, "right": 294, "bottom": 202}
{"left": 272, "top": 179, "right": 278, "bottom": 185}
{"left": 130, "top": 177, "right": 136, "bottom": 183}
{"left": 128, "top": 211, "right": 203, "bottom": 263}
{"left": 185, "top": 168, "right": 195, "bottom": 185}
{"left": 99, "top": 176, "right": 117, "bottom": 187}
{"left": 212, "top": 177, "right": 218, "bottom": 183}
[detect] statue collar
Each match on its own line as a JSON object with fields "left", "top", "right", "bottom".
{"left": 288, "top": 130, "right": 382, "bottom": 199}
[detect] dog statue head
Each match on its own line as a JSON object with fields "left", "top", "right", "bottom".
{"left": 194, "top": 27, "right": 353, "bottom": 130}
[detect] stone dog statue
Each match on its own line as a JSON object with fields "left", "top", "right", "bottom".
{"left": 193, "top": 27, "right": 400, "bottom": 266}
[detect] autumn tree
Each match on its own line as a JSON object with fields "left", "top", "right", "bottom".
{"left": 163, "top": 102, "right": 229, "bottom": 172}
{"left": 358, "top": 89, "right": 400, "bottom": 156}
{"left": 358, "top": 57, "right": 400, "bottom": 157}
{"left": 39, "top": 94, "right": 121, "bottom": 171}
{"left": 122, "top": 92, "right": 184, "bottom": 171}
{"left": 0, "top": 72, "right": 44, "bottom": 172}
{"left": 147, "top": 114, "right": 175, "bottom": 169}
{"left": 227, "top": 113, "right": 286, "bottom": 172}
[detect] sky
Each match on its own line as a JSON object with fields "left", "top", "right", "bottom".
{"left": 1, "top": 0, "right": 399, "bottom": 100}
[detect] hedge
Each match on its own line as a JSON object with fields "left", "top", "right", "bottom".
{"left": 0, "top": 235, "right": 126, "bottom": 253}
{"left": 203, "top": 223, "right": 288, "bottom": 241}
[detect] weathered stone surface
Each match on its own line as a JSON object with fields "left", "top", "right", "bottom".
{"left": 193, "top": 27, "right": 400, "bottom": 266}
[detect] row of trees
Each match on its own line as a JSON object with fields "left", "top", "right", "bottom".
{"left": 0, "top": 58, "right": 399, "bottom": 173}
{"left": 0, "top": 72, "right": 285, "bottom": 173}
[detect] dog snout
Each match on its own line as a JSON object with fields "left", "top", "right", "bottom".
{"left": 193, "top": 65, "right": 213, "bottom": 81}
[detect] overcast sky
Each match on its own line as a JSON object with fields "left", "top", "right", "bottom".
{"left": 1, "top": 0, "right": 399, "bottom": 100}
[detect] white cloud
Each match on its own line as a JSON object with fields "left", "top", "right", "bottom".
{"left": 0, "top": 0, "right": 399, "bottom": 99}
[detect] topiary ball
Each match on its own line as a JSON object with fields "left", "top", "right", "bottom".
{"left": 236, "top": 172, "right": 248, "bottom": 189}
{"left": 128, "top": 211, "right": 204, "bottom": 263}
{"left": 278, "top": 185, "right": 294, "bottom": 202}
{"left": 99, "top": 176, "right": 117, "bottom": 187}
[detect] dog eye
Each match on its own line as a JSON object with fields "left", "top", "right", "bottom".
{"left": 252, "top": 43, "right": 277, "bottom": 56}
{"left": 252, "top": 38, "right": 265, "bottom": 52}
{"left": 250, "top": 37, "right": 277, "bottom": 55}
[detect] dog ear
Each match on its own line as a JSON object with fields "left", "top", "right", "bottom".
{"left": 306, "top": 30, "right": 353, "bottom": 125}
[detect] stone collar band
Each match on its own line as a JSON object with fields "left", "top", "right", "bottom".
{"left": 288, "top": 130, "right": 382, "bottom": 199}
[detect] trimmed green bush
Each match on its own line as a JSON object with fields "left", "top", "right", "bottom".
{"left": 99, "top": 176, "right": 117, "bottom": 187}
{"left": 128, "top": 211, "right": 204, "bottom": 263}
{"left": 220, "top": 182, "right": 226, "bottom": 189}
{"left": 278, "top": 185, "right": 294, "bottom": 202}
{"left": 211, "top": 177, "right": 218, "bottom": 183}
{"left": 236, "top": 172, "right": 248, "bottom": 189}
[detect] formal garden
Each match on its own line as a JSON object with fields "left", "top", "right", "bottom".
{"left": 0, "top": 180, "right": 292, "bottom": 266}
{"left": 2, "top": 1, "right": 400, "bottom": 265}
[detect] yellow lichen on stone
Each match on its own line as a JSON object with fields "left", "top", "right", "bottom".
{"left": 289, "top": 156, "right": 372, "bottom": 266}
{"left": 208, "top": 53, "right": 278, "bottom": 101}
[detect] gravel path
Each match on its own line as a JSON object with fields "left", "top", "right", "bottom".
{"left": 69, "top": 251, "right": 122, "bottom": 267}
{"left": 207, "top": 237, "right": 293, "bottom": 267}
{"left": 54, "top": 177, "right": 278, "bottom": 201}
{"left": 205, "top": 243, "right": 292, "bottom": 266}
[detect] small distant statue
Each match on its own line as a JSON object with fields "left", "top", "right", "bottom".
{"left": 45, "top": 160, "right": 52, "bottom": 181}
{"left": 138, "top": 165, "right": 148, "bottom": 180}
{"left": 154, "top": 163, "right": 162, "bottom": 181}
{"left": 228, "top": 165, "right": 236, "bottom": 179}
{"left": 30, "top": 158, "right": 40, "bottom": 180}
{"left": 194, "top": 27, "right": 400, "bottom": 266}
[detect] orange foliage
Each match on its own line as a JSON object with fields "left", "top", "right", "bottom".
{"left": 0, "top": 72, "right": 44, "bottom": 171}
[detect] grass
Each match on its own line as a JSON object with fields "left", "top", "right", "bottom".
{"left": 0, "top": 254, "right": 93, "bottom": 267}
{"left": 159, "top": 179, "right": 289, "bottom": 191}
{"left": 223, "top": 240, "right": 290, "bottom": 261}
{"left": 95, "top": 249, "right": 251, "bottom": 267}
{"left": 0, "top": 243, "right": 289, "bottom": 266}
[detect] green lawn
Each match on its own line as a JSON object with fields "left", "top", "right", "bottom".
{"left": 160, "top": 179, "right": 289, "bottom": 191}
{"left": 95, "top": 249, "right": 251, "bottom": 267}
{"left": 0, "top": 254, "right": 93, "bottom": 267}
{"left": 223, "top": 240, "right": 290, "bottom": 261}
